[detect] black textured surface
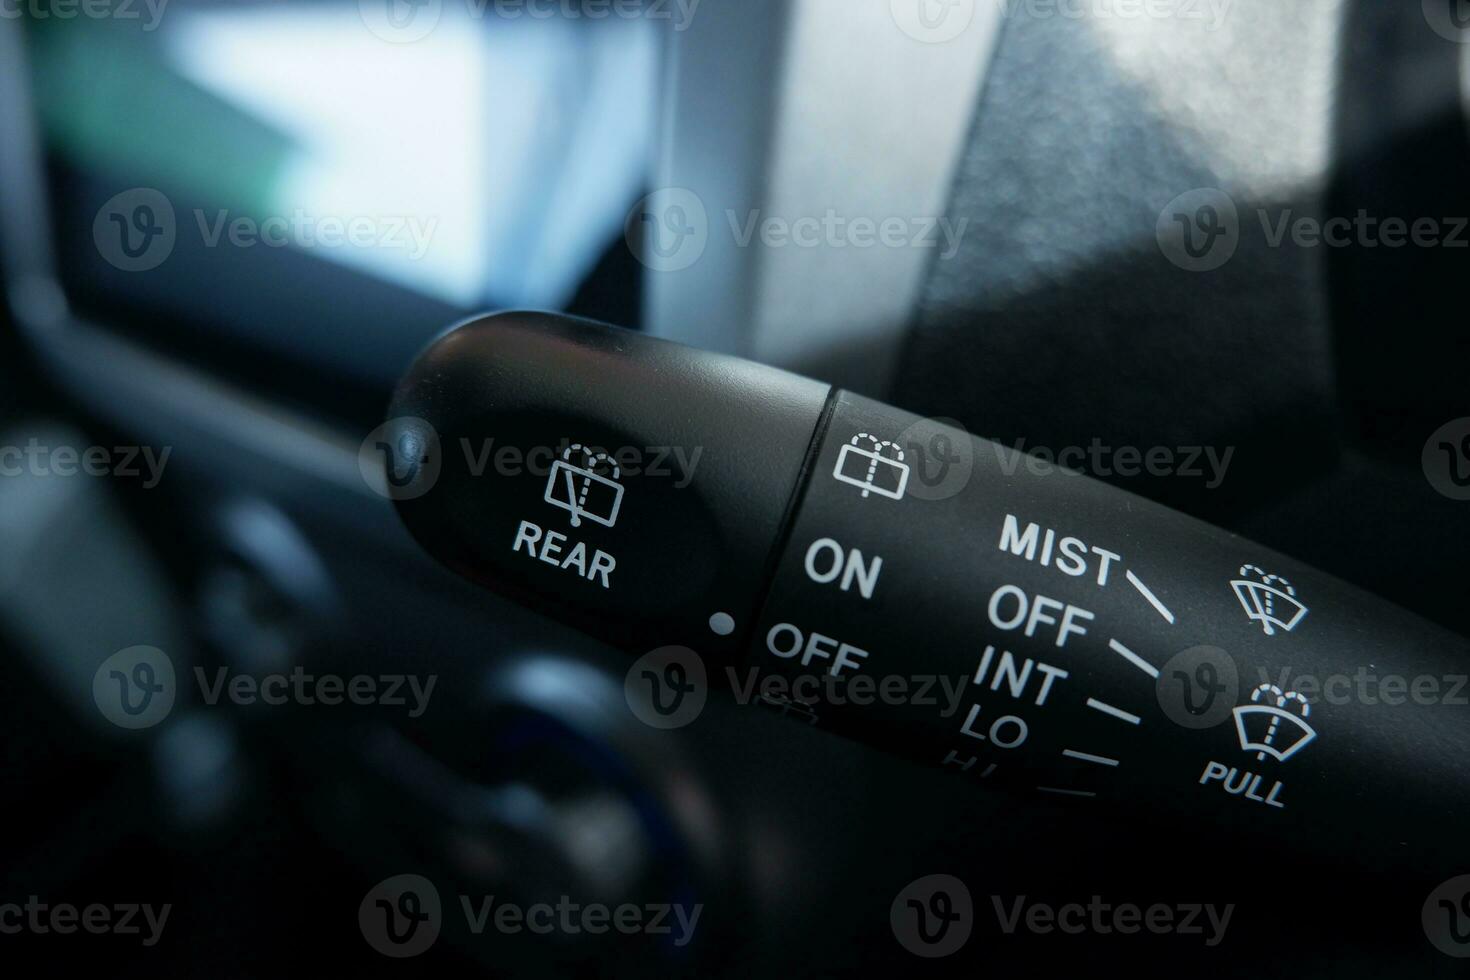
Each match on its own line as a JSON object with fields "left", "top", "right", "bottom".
{"left": 893, "top": 2, "right": 1470, "bottom": 636}
{"left": 893, "top": 7, "right": 1342, "bottom": 522}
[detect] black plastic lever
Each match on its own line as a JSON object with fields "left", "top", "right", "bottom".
{"left": 389, "top": 311, "right": 1470, "bottom": 875}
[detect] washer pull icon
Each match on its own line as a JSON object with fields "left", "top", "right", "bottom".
{"left": 545, "top": 444, "right": 624, "bottom": 529}
{"left": 833, "top": 433, "right": 910, "bottom": 501}
{"left": 1232, "top": 683, "right": 1317, "bottom": 763}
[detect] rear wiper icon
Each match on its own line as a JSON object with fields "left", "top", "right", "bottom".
{"left": 544, "top": 444, "right": 624, "bottom": 529}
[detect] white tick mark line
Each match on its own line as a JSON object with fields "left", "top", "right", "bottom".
{"left": 1086, "top": 698, "right": 1141, "bottom": 725}
{"left": 1108, "top": 638, "right": 1160, "bottom": 679}
{"left": 1037, "top": 786, "right": 1098, "bottom": 798}
{"left": 1062, "top": 749, "right": 1120, "bottom": 767}
{"left": 1126, "top": 570, "right": 1175, "bottom": 625}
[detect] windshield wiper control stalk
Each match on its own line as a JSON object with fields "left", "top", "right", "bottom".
{"left": 387, "top": 311, "right": 1470, "bottom": 874}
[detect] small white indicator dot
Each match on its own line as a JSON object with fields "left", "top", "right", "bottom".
{"left": 708, "top": 612, "right": 736, "bottom": 636}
